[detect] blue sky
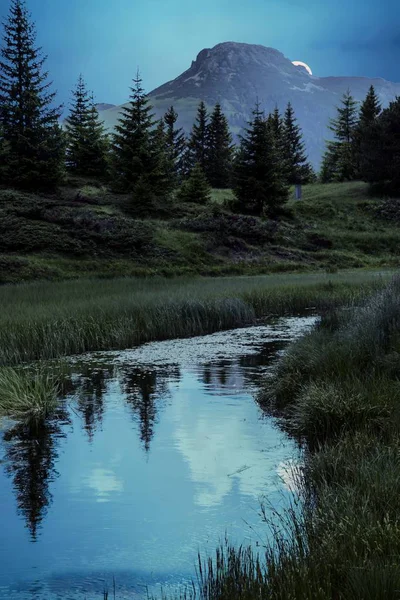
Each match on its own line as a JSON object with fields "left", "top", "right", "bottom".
{"left": 0, "top": 0, "right": 399, "bottom": 108}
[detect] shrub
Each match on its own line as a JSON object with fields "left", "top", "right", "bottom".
{"left": 0, "top": 366, "right": 59, "bottom": 423}
{"left": 177, "top": 165, "right": 211, "bottom": 204}
{"left": 175, "top": 213, "right": 276, "bottom": 245}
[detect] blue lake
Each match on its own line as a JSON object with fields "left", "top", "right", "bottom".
{"left": 0, "top": 317, "right": 315, "bottom": 599}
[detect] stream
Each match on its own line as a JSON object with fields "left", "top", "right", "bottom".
{"left": 0, "top": 316, "right": 316, "bottom": 599}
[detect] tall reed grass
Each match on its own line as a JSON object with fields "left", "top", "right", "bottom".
{"left": 158, "top": 274, "right": 400, "bottom": 600}
{"left": 0, "top": 270, "right": 388, "bottom": 366}
{"left": 0, "top": 365, "right": 59, "bottom": 422}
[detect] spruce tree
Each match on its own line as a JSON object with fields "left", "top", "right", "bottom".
{"left": 164, "top": 105, "right": 186, "bottom": 184}
{"left": 111, "top": 71, "right": 156, "bottom": 194}
{"left": 206, "top": 103, "right": 234, "bottom": 188}
{"left": 320, "top": 142, "right": 340, "bottom": 183}
{"left": 269, "top": 107, "right": 284, "bottom": 142}
{"left": 359, "top": 85, "right": 382, "bottom": 128}
{"left": 151, "top": 118, "right": 175, "bottom": 197}
{"left": 65, "top": 76, "right": 110, "bottom": 178}
{"left": 176, "top": 163, "right": 211, "bottom": 204}
{"left": 355, "top": 86, "right": 382, "bottom": 179}
{"left": 321, "top": 90, "right": 358, "bottom": 182}
{"left": 361, "top": 98, "right": 400, "bottom": 193}
{"left": 282, "top": 102, "right": 314, "bottom": 185}
{"left": 187, "top": 101, "right": 209, "bottom": 172}
{"left": 234, "top": 103, "right": 288, "bottom": 217}
{"left": 0, "top": 0, "right": 65, "bottom": 189}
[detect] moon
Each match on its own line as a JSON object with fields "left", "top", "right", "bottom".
{"left": 292, "top": 61, "right": 313, "bottom": 76}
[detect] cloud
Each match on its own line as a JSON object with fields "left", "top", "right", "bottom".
{"left": 86, "top": 468, "right": 124, "bottom": 502}
{"left": 171, "top": 379, "right": 294, "bottom": 508}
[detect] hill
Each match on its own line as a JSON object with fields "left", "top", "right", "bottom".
{"left": 1, "top": 181, "right": 400, "bottom": 284}
{"left": 97, "top": 42, "right": 400, "bottom": 167}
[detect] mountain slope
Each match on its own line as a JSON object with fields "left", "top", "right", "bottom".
{"left": 98, "top": 42, "right": 400, "bottom": 168}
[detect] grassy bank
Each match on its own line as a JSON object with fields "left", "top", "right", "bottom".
{"left": 0, "top": 270, "right": 389, "bottom": 367}
{"left": 1, "top": 181, "right": 400, "bottom": 283}
{"left": 184, "top": 275, "right": 400, "bottom": 599}
{"left": 0, "top": 365, "right": 59, "bottom": 422}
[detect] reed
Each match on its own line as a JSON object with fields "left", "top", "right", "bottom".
{"left": 0, "top": 270, "right": 388, "bottom": 366}
{"left": 0, "top": 365, "right": 59, "bottom": 422}
{"left": 158, "top": 275, "right": 400, "bottom": 600}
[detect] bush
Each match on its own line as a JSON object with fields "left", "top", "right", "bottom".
{"left": 177, "top": 165, "right": 211, "bottom": 204}
{"left": 0, "top": 200, "right": 155, "bottom": 258}
{"left": 0, "top": 366, "right": 59, "bottom": 423}
{"left": 175, "top": 213, "right": 276, "bottom": 245}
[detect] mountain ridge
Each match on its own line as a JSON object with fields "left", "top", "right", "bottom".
{"left": 98, "top": 42, "right": 400, "bottom": 167}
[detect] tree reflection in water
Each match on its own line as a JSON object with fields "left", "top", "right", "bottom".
{"left": 73, "top": 365, "right": 114, "bottom": 441}
{"left": 122, "top": 367, "right": 177, "bottom": 453}
{"left": 2, "top": 407, "right": 69, "bottom": 541}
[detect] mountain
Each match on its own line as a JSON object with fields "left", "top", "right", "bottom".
{"left": 98, "top": 42, "right": 400, "bottom": 168}
{"left": 95, "top": 103, "right": 116, "bottom": 112}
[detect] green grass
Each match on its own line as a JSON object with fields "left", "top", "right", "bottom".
{"left": 0, "top": 270, "right": 390, "bottom": 367}
{"left": 210, "top": 188, "right": 235, "bottom": 205}
{"left": 0, "top": 365, "right": 59, "bottom": 422}
{"left": 172, "top": 275, "right": 400, "bottom": 600}
{"left": 1, "top": 181, "right": 400, "bottom": 283}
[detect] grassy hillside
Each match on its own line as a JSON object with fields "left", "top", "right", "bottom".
{"left": 0, "top": 180, "right": 399, "bottom": 284}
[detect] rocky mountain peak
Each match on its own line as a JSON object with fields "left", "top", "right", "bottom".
{"left": 98, "top": 41, "right": 400, "bottom": 168}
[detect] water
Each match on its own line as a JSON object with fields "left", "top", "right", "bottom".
{"left": 0, "top": 317, "right": 316, "bottom": 599}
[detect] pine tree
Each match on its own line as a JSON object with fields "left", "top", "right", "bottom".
{"left": 0, "top": 0, "right": 65, "bottom": 189}
{"left": 111, "top": 71, "right": 156, "bottom": 194}
{"left": 65, "top": 76, "right": 110, "bottom": 178}
{"left": 282, "top": 102, "right": 314, "bottom": 185}
{"left": 234, "top": 103, "right": 288, "bottom": 217}
{"left": 359, "top": 85, "right": 382, "bottom": 128}
{"left": 361, "top": 98, "right": 400, "bottom": 194}
{"left": 355, "top": 86, "right": 382, "bottom": 180}
{"left": 206, "top": 103, "right": 234, "bottom": 188}
{"left": 320, "top": 142, "right": 340, "bottom": 183}
{"left": 164, "top": 105, "right": 186, "bottom": 184}
{"left": 86, "top": 97, "right": 110, "bottom": 177}
{"left": 176, "top": 163, "right": 211, "bottom": 204}
{"left": 269, "top": 107, "right": 284, "bottom": 142}
{"left": 321, "top": 90, "right": 359, "bottom": 182}
{"left": 187, "top": 101, "right": 209, "bottom": 172}
{"left": 151, "top": 118, "right": 175, "bottom": 197}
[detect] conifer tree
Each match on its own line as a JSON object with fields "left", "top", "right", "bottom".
{"left": 111, "top": 71, "right": 157, "bottom": 194}
{"left": 0, "top": 0, "right": 65, "bottom": 189}
{"left": 355, "top": 86, "right": 382, "bottom": 179}
{"left": 323, "top": 90, "right": 358, "bottom": 181}
{"left": 359, "top": 85, "right": 382, "bottom": 128}
{"left": 206, "top": 103, "right": 234, "bottom": 188}
{"left": 234, "top": 103, "right": 288, "bottom": 217}
{"left": 282, "top": 102, "right": 314, "bottom": 184}
{"left": 65, "top": 76, "right": 110, "bottom": 178}
{"left": 187, "top": 101, "right": 209, "bottom": 172}
{"left": 269, "top": 107, "right": 284, "bottom": 142}
{"left": 361, "top": 98, "right": 400, "bottom": 193}
{"left": 164, "top": 105, "right": 186, "bottom": 183}
{"left": 321, "top": 90, "right": 358, "bottom": 182}
{"left": 151, "top": 118, "right": 175, "bottom": 197}
{"left": 320, "top": 142, "right": 340, "bottom": 183}
{"left": 177, "top": 163, "right": 211, "bottom": 204}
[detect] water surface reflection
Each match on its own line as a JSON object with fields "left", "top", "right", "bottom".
{"left": 0, "top": 318, "right": 315, "bottom": 599}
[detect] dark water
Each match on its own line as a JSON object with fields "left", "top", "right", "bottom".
{"left": 0, "top": 318, "right": 316, "bottom": 599}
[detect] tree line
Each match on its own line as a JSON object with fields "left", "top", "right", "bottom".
{"left": 0, "top": 0, "right": 314, "bottom": 219}
{"left": 1, "top": 0, "right": 398, "bottom": 222}
{"left": 321, "top": 86, "right": 400, "bottom": 194}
